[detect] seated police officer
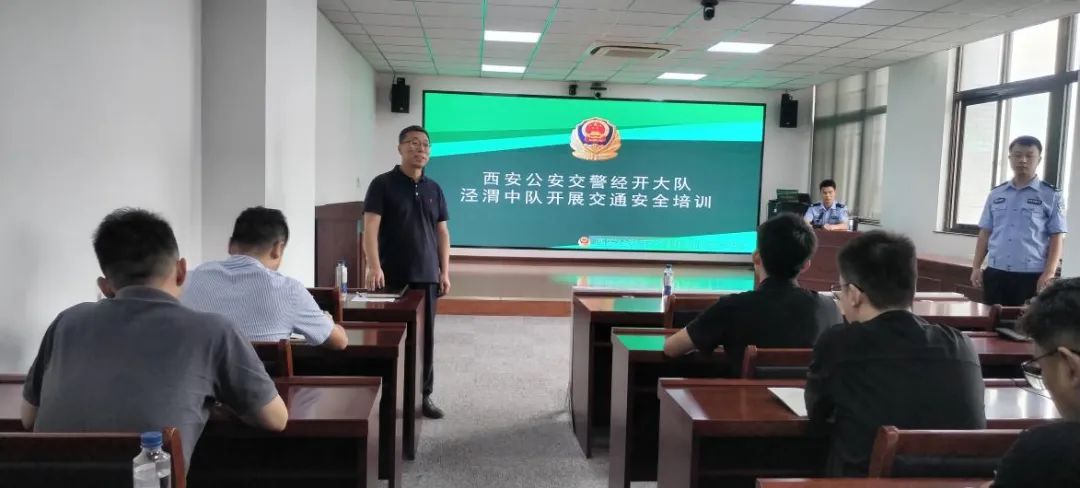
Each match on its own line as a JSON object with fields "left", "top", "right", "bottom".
{"left": 804, "top": 179, "right": 849, "bottom": 231}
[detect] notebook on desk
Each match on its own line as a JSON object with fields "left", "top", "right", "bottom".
{"left": 769, "top": 387, "right": 808, "bottom": 417}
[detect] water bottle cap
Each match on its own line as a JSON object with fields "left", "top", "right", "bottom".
{"left": 140, "top": 431, "right": 163, "bottom": 448}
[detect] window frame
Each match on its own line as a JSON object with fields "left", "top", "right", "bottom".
{"left": 944, "top": 16, "right": 1078, "bottom": 234}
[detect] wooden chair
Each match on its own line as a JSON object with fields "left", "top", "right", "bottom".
{"left": 662, "top": 294, "right": 718, "bottom": 328}
{"left": 252, "top": 339, "right": 294, "bottom": 377}
{"left": 740, "top": 346, "right": 813, "bottom": 379}
{"left": 0, "top": 427, "right": 186, "bottom": 487}
{"left": 867, "top": 426, "right": 1021, "bottom": 478}
{"left": 308, "top": 286, "right": 343, "bottom": 323}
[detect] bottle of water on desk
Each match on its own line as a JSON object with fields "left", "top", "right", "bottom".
{"left": 662, "top": 264, "right": 674, "bottom": 300}
{"left": 336, "top": 259, "right": 348, "bottom": 300}
{"left": 133, "top": 431, "right": 171, "bottom": 488}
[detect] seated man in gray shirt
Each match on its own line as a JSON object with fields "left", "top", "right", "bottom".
{"left": 21, "top": 208, "right": 288, "bottom": 471}
{"left": 182, "top": 206, "right": 347, "bottom": 349}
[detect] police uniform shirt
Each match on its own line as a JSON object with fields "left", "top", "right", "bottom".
{"left": 978, "top": 178, "right": 1066, "bottom": 273}
{"left": 364, "top": 165, "right": 449, "bottom": 285}
{"left": 804, "top": 202, "right": 848, "bottom": 227}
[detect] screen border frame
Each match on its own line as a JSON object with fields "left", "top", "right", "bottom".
{"left": 421, "top": 89, "right": 767, "bottom": 256}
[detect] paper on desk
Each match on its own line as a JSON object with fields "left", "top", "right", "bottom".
{"left": 349, "top": 295, "right": 397, "bottom": 303}
{"left": 768, "top": 387, "right": 808, "bottom": 417}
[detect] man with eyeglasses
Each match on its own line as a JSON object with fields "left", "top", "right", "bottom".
{"left": 363, "top": 125, "right": 451, "bottom": 419}
{"left": 971, "top": 135, "right": 1067, "bottom": 306}
{"left": 806, "top": 231, "right": 986, "bottom": 476}
{"left": 989, "top": 278, "right": 1080, "bottom": 487}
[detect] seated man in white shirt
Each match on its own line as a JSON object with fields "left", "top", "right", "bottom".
{"left": 183, "top": 206, "right": 348, "bottom": 349}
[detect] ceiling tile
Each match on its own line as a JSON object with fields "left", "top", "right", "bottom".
{"left": 767, "top": 5, "right": 852, "bottom": 23}
{"left": 482, "top": 43, "right": 535, "bottom": 58}
{"left": 797, "top": 56, "right": 859, "bottom": 67}
{"left": 618, "top": 11, "right": 689, "bottom": 27}
{"left": 485, "top": 18, "right": 547, "bottom": 30}
{"left": 804, "top": 23, "right": 886, "bottom": 37}
{"left": 840, "top": 37, "right": 911, "bottom": 50}
{"left": 415, "top": 2, "right": 480, "bottom": 17}
{"left": 335, "top": 23, "right": 368, "bottom": 34}
{"left": 785, "top": 34, "right": 855, "bottom": 47}
{"left": 744, "top": 19, "right": 823, "bottom": 34}
{"left": 386, "top": 52, "right": 433, "bottom": 61}
{"left": 939, "top": 0, "right": 1025, "bottom": 16}
{"left": 822, "top": 65, "right": 869, "bottom": 75}
{"left": 551, "top": 8, "right": 617, "bottom": 24}
{"left": 524, "top": 73, "right": 570, "bottom": 80}
{"left": 422, "top": 16, "right": 482, "bottom": 29}
{"left": 900, "top": 12, "right": 992, "bottom": 29}
{"left": 488, "top": 0, "right": 557, "bottom": 6}
{"left": 358, "top": 13, "right": 421, "bottom": 27}
{"left": 846, "top": 58, "right": 894, "bottom": 68}
{"left": 863, "top": 0, "right": 958, "bottom": 11}
{"left": 541, "top": 32, "right": 595, "bottom": 43}
{"left": 389, "top": 35, "right": 449, "bottom": 46}
{"left": 767, "top": 44, "right": 828, "bottom": 56}
{"left": 678, "top": 16, "right": 758, "bottom": 31}
{"left": 380, "top": 44, "right": 431, "bottom": 54}
{"left": 868, "top": 50, "right": 925, "bottom": 60}
{"left": 870, "top": 26, "right": 949, "bottom": 40}
{"left": 439, "top": 67, "right": 483, "bottom": 76}
{"left": 712, "top": 1, "right": 784, "bottom": 19}
{"left": 528, "top": 59, "right": 577, "bottom": 68}
{"left": 627, "top": 0, "right": 701, "bottom": 15}
{"left": 486, "top": 4, "right": 553, "bottom": 20}
{"left": 424, "top": 28, "right": 482, "bottom": 40}
{"left": 606, "top": 25, "right": 669, "bottom": 38}
{"left": 724, "top": 31, "right": 795, "bottom": 44}
{"left": 819, "top": 47, "right": 879, "bottom": 58}
{"left": 363, "top": 25, "right": 421, "bottom": 36}
{"left": 831, "top": 9, "right": 922, "bottom": 26}
{"left": 927, "top": 29, "right": 997, "bottom": 44}
{"left": 323, "top": 10, "right": 358, "bottom": 23}
{"left": 781, "top": 62, "right": 829, "bottom": 73}
{"left": 558, "top": 0, "right": 633, "bottom": 8}
{"left": 319, "top": 0, "right": 349, "bottom": 11}
{"left": 345, "top": 0, "right": 416, "bottom": 15}
{"left": 433, "top": 55, "right": 480, "bottom": 64}
{"left": 901, "top": 39, "right": 958, "bottom": 52}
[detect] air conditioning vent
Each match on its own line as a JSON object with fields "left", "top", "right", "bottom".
{"left": 588, "top": 42, "right": 676, "bottom": 60}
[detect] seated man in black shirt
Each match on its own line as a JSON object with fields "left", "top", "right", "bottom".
{"left": 991, "top": 278, "right": 1080, "bottom": 487}
{"left": 663, "top": 213, "right": 841, "bottom": 371}
{"left": 806, "top": 230, "right": 986, "bottom": 476}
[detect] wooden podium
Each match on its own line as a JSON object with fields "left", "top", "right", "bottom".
{"left": 798, "top": 229, "right": 858, "bottom": 291}
{"left": 314, "top": 201, "right": 365, "bottom": 289}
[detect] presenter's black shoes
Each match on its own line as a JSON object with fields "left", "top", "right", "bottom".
{"left": 423, "top": 397, "right": 444, "bottom": 419}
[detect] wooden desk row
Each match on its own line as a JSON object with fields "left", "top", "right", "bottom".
{"left": 570, "top": 293, "right": 1014, "bottom": 458}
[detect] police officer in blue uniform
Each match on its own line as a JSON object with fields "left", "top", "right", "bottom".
{"left": 972, "top": 136, "right": 1067, "bottom": 306}
{"left": 804, "top": 179, "right": 849, "bottom": 231}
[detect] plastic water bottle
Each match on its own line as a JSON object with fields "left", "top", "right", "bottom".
{"left": 662, "top": 264, "right": 674, "bottom": 299}
{"left": 133, "top": 431, "right": 171, "bottom": 488}
{"left": 336, "top": 259, "right": 348, "bottom": 299}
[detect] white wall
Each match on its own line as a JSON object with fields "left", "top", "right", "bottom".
{"left": 315, "top": 12, "right": 376, "bottom": 205}
{"left": 370, "top": 74, "right": 814, "bottom": 227}
{"left": 878, "top": 50, "right": 977, "bottom": 260}
{"left": 264, "top": 0, "right": 317, "bottom": 284}
{"left": 0, "top": 0, "right": 202, "bottom": 373}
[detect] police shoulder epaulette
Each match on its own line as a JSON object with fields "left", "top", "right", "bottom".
{"left": 1040, "top": 180, "right": 1060, "bottom": 192}
{"left": 991, "top": 181, "right": 1008, "bottom": 190}
{"left": 835, "top": 203, "right": 845, "bottom": 208}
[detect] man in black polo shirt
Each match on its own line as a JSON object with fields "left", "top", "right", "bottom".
{"left": 663, "top": 213, "right": 841, "bottom": 371}
{"left": 806, "top": 231, "right": 986, "bottom": 476}
{"left": 990, "top": 278, "right": 1080, "bottom": 487}
{"left": 363, "top": 125, "right": 450, "bottom": 419}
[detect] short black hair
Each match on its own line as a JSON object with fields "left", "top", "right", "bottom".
{"left": 398, "top": 125, "right": 429, "bottom": 143}
{"left": 1008, "top": 135, "right": 1043, "bottom": 153}
{"left": 229, "top": 206, "right": 289, "bottom": 250}
{"left": 757, "top": 213, "right": 817, "bottom": 280}
{"left": 837, "top": 231, "right": 917, "bottom": 310}
{"left": 1020, "top": 278, "right": 1080, "bottom": 351}
{"left": 92, "top": 208, "right": 179, "bottom": 289}
{"left": 819, "top": 179, "right": 837, "bottom": 190}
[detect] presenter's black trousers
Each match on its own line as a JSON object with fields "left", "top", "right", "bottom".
{"left": 404, "top": 282, "right": 438, "bottom": 398}
{"left": 983, "top": 267, "right": 1040, "bottom": 306}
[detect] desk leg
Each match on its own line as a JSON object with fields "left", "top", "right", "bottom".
{"left": 609, "top": 346, "right": 631, "bottom": 488}
{"left": 365, "top": 394, "right": 381, "bottom": 488}
{"left": 403, "top": 310, "right": 425, "bottom": 460}
{"left": 657, "top": 390, "right": 695, "bottom": 488}
{"left": 570, "top": 301, "right": 592, "bottom": 457}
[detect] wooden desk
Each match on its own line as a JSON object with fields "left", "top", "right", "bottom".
{"left": 609, "top": 328, "right": 729, "bottom": 488}
{"left": 657, "top": 379, "right": 1060, "bottom": 488}
{"left": 570, "top": 296, "right": 663, "bottom": 457}
{"left": 758, "top": 479, "right": 990, "bottom": 488}
{"left": 912, "top": 301, "right": 996, "bottom": 330}
{"left": 342, "top": 289, "right": 425, "bottom": 459}
{"left": 969, "top": 336, "right": 1032, "bottom": 377}
{"left": 0, "top": 376, "right": 383, "bottom": 488}
{"left": 292, "top": 323, "right": 405, "bottom": 488}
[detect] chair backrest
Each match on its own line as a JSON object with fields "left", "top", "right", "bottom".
{"left": 0, "top": 427, "right": 186, "bottom": 487}
{"left": 868, "top": 426, "right": 1021, "bottom": 478}
{"left": 307, "top": 287, "right": 343, "bottom": 323}
{"left": 252, "top": 339, "right": 294, "bottom": 377}
{"left": 740, "top": 346, "right": 813, "bottom": 379}
{"left": 663, "top": 295, "right": 718, "bottom": 328}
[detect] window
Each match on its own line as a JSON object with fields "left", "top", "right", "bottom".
{"left": 811, "top": 67, "right": 889, "bottom": 221}
{"left": 944, "top": 16, "right": 1079, "bottom": 233}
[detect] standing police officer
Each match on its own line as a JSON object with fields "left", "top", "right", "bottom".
{"left": 804, "top": 179, "right": 849, "bottom": 231}
{"left": 971, "top": 136, "right": 1066, "bottom": 306}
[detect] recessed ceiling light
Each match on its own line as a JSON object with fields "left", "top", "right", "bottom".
{"left": 791, "top": 0, "right": 873, "bottom": 7}
{"left": 708, "top": 41, "right": 774, "bottom": 54}
{"left": 658, "top": 72, "right": 707, "bottom": 81}
{"left": 482, "top": 64, "right": 526, "bottom": 73}
{"left": 484, "top": 30, "right": 541, "bottom": 43}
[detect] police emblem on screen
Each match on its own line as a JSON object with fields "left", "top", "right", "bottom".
{"left": 570, "top": 117, "right": 622, "bottom": 161}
